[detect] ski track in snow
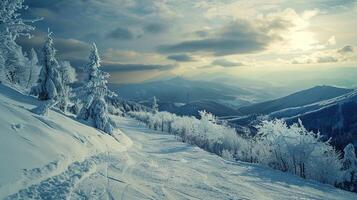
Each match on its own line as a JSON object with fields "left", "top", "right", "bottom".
{"left": 4, "top": 117, "right": 357, "bottom": 200}
{"left": 5, "top": 154, "right": 101, "bottom": 200}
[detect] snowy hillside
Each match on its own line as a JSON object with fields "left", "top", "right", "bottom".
{"left": 161, "top": 100, "right": 240, "bottom": 117}
{"left": 271, "top": 89, "right": 357, "bottom": 149}
{"left": 0, "top": 84, "right": 131, "bottom": 198}
{"left": 0, "top": 84, "right": 357, "bottom": 199}
{"left": 238, "top": 85, "right": 352, "bottom": 115}
{"left": 226, "top": 86, "right": 357, "bottom": 149}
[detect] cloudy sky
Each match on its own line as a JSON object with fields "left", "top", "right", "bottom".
{"left": 19, "top": 0, "right": 357, "bottom": 87}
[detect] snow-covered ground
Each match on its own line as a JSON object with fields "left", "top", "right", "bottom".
{"left": 1, "top": 84, "right": 357, "bottom": 199}
{"left": 0, "top": 85, "right": 130, "bottom": 199}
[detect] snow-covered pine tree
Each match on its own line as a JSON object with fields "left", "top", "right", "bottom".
{"left": 0, "top": 0, "right": 35, "bottom": 86}
{"left": 26, "top": 48, "right": 40, "bottom": 89}
{"left": 31, "top": 32, "right": 64, "bottom": 115}
{"left": 77, "top": 43, "right": 113, "bottom": 134}
{"left": 341, "top": 143, "right": 357, "bottom": 191}
{"left": 152, "top": 96, "right": 158, "bottom": 113}
{"left": 3, "top": 43, "right": 28, "bottom": 85}
{"left": 57, "top": 61, "right": 76, "bottom": 112}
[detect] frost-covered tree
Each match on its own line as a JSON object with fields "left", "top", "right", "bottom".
{"left": 255, "top": 119, "right": 341, "bottom": 184}
{"left": 3, "top": 43, "right": 28, "bottom": 85}
{"left": 31, "top": 32, "right": 63, "bottom": 101}
{"left": 77, "top": 43, "right": 113, "bottom": 134}
{"left": 31, "top": 32, "right": 64, "bottom": 115}
{"left": 152, "top": 96, "right": 158, "bottom": 113}
{"left": 25, "top": 48, "right": 40, "bottom": 89}
{"left": 129, "top": 111, "right": 344, "bottom": 187}
{"left": 0, "top": 0, "right": 35, "bottom": 86}
{"left": 57, "top": 61, "right": 76, "bottom": 112}
{"left": 341, "top": 143, "right": 357, "bottom": 191}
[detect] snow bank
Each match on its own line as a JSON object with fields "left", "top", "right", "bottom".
{"left": 0, "top": 84, "right": 130, "bottom": 198}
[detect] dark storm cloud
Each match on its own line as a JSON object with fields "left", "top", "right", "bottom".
{"left": 103, "top": 63, "right": 178, "bottom": 72}
{"left": 167, "top": 54, "right": 195, "bottom": 62}
{"left": 107, "top": 27, "right": 135, "bottom": 40}
{"left": 144, "top": 23, "right": 167, "bottom": 34}
{"left": 211, "top": 59, "right": 244, "bottom": 67}
{"left": 157, "top": 21, "right": 273, "bottom": 56}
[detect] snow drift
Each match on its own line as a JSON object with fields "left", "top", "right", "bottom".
{"left": 0, "top": 84, "right": 130, "bottom": 198}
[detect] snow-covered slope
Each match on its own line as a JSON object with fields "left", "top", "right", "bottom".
{"left": 1, "top": 84, "right": 356, "bottom": 199}
{"left": 270, "top": 89, "right": 357, "bottom": 149}
{"left": 161, "top": 100, "right": 240, "bottom": 117}
{"left": 0, "top": 84, "right": 131, "bottom": 198}
{"left": 238, "top": 85, "right": 352, "bottom": 115}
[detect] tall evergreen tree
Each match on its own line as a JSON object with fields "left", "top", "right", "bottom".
{"left": 78, "top": 43, "right": 113, "bottom": 134}
{"left": 31, "top": 32, "right": 63, "bottom": 101}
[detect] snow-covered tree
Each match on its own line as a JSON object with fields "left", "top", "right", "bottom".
{"left": 152, "top": 96, "right": 158, "bottom": 113}
{"left": 255, "top": 119, "right": 341, "bottom": 184}
{"left": 57, "top": 61, "right": 76, "bottom": 112}
{"left": 129, "top": 111, "right": 344, "bottom": 187}
{"left": 31, "top": 32, "right": 64, "bottom": 115}
{"left": 341, "top": 143, "right": 357, "bottom": 191}
{"left": 0, "top": 0, "right": 34, "bottom": 39}
{"left": 0, "top": 0, "right": 35, "bottom": 86}
{"left": 77, "top": 43, "right": 113, "bottom": 134}
{"left": 25, "top": 48, "right": 40, "bottom": 89}
{"left": 3, "top": 43, "right": 28, "bottom": 85}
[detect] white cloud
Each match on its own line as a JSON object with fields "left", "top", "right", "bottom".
{"left": 302, "top": 9, "right": 320, "bottom": 20}
{"left": 291, "top": 45, "right": 356, "bottom": 64}
{"left": 326, "top": 36, "right": 336, "bottom": 46}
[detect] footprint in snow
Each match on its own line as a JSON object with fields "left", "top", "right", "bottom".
{"left": 11, "top": 123, "right": 24, "bottom": 130}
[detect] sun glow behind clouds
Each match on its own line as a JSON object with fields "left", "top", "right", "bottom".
{"left": 22, "top": 0, "right": 357, "bottom": 85}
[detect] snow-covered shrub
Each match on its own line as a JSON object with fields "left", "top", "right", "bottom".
{"left": 255, "top": 119, "right": 341, "bottom": 184}
{"left": 340, "top": 143, "right": 357, "bottom": 191}
{"left": 77, "top": 43, "right": 114, "bottom": 134}
{"left": 130, "top": 111, "right": 346, "bottom": 188}
{"left": 57, "top": 61, "right": 76, "bottom": 112}
{"left": 310, "top": 143, "right": 342, "bottom": 184}
{"left": 222, "top": 149, "right": 235, "bottom": 161}
{"left": 129, "top": 110, "right": 250, "bottom": 161}
{"left": 89, "top": 98, "right": 113, "bottom": 134}
{"left": 107, "top": 103, "right": 123, "bottom": 116}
